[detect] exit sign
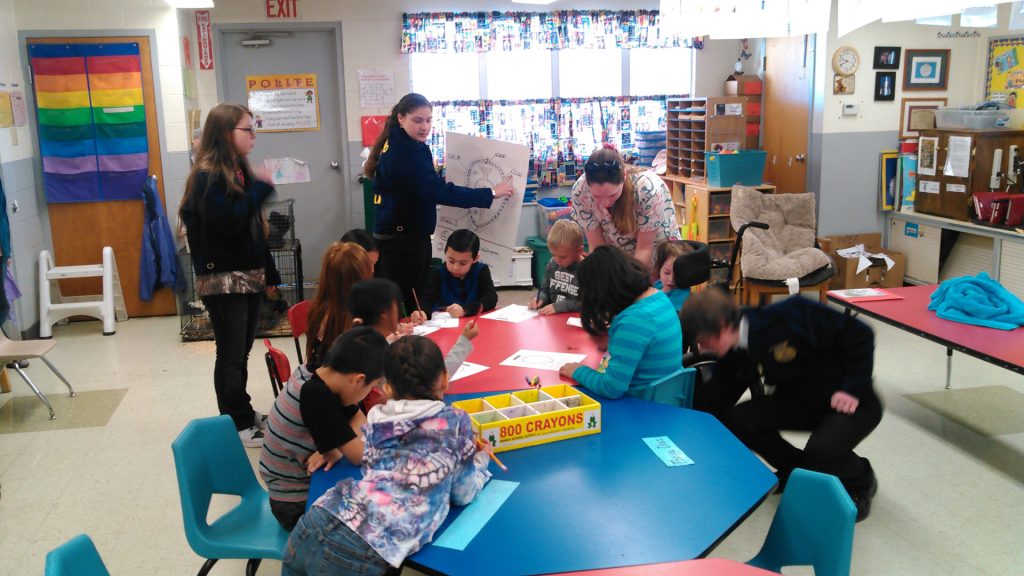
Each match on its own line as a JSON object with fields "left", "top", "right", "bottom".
{"left": 266, "top": 0, "right": 298, "bottom": 19}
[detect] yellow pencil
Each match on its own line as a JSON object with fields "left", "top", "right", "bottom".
{"left": 411, "top": 288, "right": 424, "bottom": 317}
{"left": 476, "top": 437, "right": 508, "bottom": 472}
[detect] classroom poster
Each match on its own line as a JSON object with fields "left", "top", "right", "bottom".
{"left": 357, "top": 69, "right": 395, "bottom": 108}
{"left": 246, "top": 73, "right": 320, "bottom": 132}
{"left": 10, "top": 91, "right": 27, "bottom": 126}
{"left": 899, "top": 154, "right": 917, "bottom": 213}
{"left": 0, "top": 93, "right": 12, "bottom": 128}
{"left": 986, "top": 36, "right": 1024, "bottom": 108}
{"left": 433, "top": 132, "right": 529, "bottom": 280}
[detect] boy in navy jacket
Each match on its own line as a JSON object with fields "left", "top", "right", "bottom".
{"left": 415, "top": 229, "right": 498, "bottom": 319}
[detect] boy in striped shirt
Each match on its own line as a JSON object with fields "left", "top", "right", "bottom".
{"left": 259, "top": 326, "right": 389, "bottom": 530}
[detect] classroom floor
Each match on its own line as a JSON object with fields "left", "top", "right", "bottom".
{"left": 0, "top": 290, "right": 1022, "bottom": 575}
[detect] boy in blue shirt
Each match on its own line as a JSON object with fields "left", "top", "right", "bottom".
{"left": 415, "top": 229, "right": 498, "bottom": 319}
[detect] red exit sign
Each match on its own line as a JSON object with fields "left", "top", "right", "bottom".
{"left": 266, "top": 0, "right": 298, "bottom": 19}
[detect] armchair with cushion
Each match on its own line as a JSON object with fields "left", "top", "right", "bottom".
{"left": 729, "top": 186, "right": 834, "bottom": 306}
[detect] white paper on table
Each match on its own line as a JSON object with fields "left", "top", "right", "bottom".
{"left": 499, "top": 349, "right": 587, "bottom": 371}
{"left": 566, "top": 317, "right": 583, "bottom": 327}
{"left": 425, "top": 313, "right": 460, "bottom": 329}
{"left": 412, "top": 325, "right": 441, "bottom": 336}
{"left": 449, "top": 361, "right": 490, "bottom": 382}
{"left": 943, "top": 136, "right": 971, "bottom": 178}
{"left": 481, "top": 304, "right": 539, "bottom": 323}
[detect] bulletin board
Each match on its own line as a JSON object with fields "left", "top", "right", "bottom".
{"left": 986, "top": 36, "right": 1024, "bottom": 108}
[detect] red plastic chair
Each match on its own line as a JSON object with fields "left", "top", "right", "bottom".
{"left": 263, "top": 339, "right": 291, "bottom": 398}
{"left": 288, "top": 300, "right": 311, "bottom": 365}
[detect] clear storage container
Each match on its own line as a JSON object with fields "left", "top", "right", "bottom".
{"left": 934, "top": 108, "right": 1010, "bottom": 130}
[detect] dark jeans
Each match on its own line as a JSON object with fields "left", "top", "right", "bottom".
{"left": 270, "top": 498, "right": 307, "bottom": 531}
{"left": 282, "top": 505, "right": 393, "bottom": 576}
{"left": 721, "top": 389, "right": 883, "bottom": 492}
{"left": 202, "top": 293, "right": 261, "bottom": 430}
{"left": 376, "top": 234, "right": 432, "bottom": 317}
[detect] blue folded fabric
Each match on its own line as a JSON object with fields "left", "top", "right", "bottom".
{"left": 928, "top": 272, "right": 1024, "bottom": 330}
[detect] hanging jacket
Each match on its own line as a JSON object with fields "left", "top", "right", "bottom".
{"left": 139, "top": 175, "right": 184, "bottom": 301}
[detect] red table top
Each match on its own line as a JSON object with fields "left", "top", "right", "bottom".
{"left": 548, "top": 558, "right": 781, "bottom": 576}
{"left": 828, "top": 284, "right": 1024, "bottom": 373}
{"left": 426, "top": 311, "right": 601, "bottom": 395}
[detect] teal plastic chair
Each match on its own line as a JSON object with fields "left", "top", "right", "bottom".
{"left": 748, "top": 468, "right": 857, "bottom": 576}
{"left": 45, "top": 534, "right": 109, "bottom": 576}
{"left": 172, "top": 415, "right": 289, "bottom": 576}
{"left": 633, "top": 367, "right": 696, "bottom": 408}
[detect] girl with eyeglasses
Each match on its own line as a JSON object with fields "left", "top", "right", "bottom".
{"left": 179, "top": 102, "right": 275, "bottom": 448}
{"left": 571, "top": 145, "right": 680, "bottom": 268}
{"left": 364, "top": 93, "right": 515, "bottom": 317}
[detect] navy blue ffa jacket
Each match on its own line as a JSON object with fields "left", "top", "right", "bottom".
{"left": 180, "top": 170, "right": 273, "bottom": 277}
{"left": 743, "top": 296, "right": 876, "bottom": 401}
{"left": 372, "top": 126, "right": 493, "bottom": 237}
{"left": 423, "top": 262, "right": 498, "bottom": 316}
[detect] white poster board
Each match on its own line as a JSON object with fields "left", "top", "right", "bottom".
{"left": 358, "top": 69, "right": 395, "bottom": 108}
{"left": 433, "top": 132, "right": 529, "bottom": 281}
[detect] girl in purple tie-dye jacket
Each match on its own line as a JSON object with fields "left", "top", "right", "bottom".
{"left": 282, "top": 335, "right": 492, "bottom": 576}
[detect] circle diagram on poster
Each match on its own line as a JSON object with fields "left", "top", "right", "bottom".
{"left": 465, "top": 158, "right": 511, "bottom": 230}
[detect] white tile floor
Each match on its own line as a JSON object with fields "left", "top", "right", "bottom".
{"left": 0, "top": 295, "right": 1022, "bottom": 575}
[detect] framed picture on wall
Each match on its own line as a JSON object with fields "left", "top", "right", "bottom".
{"left": 874, "top": 72, "right": 897, "bottom": 101}
{"left": 833, "top": 74, "right": 855, "bottom": 95}
{"left": 874, "top": 46, "right": 901, "bottom": 70}
{"left": 899, "top": 97, "right": 947, "bottom": 139}
{"left": 903, "top": 49, "right": 950, "bottom": 90}
{"left": 880, "top": 150, "right": 899, "bottom": 211}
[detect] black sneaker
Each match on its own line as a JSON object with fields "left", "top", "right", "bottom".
{"left": 851, "top": 474, "right": 878, "bottom": 522}
{"left": 238, "top": 426, "right": 264, "bottom": 448}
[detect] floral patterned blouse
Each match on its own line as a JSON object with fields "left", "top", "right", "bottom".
{"left": 313, "top": 399, "right": 491, "bottom": 568}
{"left": 571, "top": 170, "right": 681, "bottom": 267}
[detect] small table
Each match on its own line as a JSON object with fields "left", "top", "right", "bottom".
{"left": 827, "top": 284, "right": 1024, "bottom": 389}
{"left": 309, "top": 393, "right": 776, "bottom": 576}
{"left": 550, "top": 557, "right": 782, "bottom": 575}
{"left": 427, "top": 312, "right": 600, "bottom": 395}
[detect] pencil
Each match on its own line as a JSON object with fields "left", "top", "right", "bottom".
{"left": 476, "top": 437, "right": 509, "bottom": 472}
{"left": 411, "top": 288, "right": 424, "bottom": 316}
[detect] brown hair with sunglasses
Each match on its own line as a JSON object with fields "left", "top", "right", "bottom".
{"left": 583, "top": 146, "right": 637, "bottom": 236}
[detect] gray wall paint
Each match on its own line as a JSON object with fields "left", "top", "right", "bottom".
{"left": 815, "top": 131, "right": 897, "bottom": 236}
{"left": 1, "top": 157, "right": 52, "bottom": 337}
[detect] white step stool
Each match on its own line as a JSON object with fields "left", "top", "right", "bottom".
{"left": 39, "top": 246, "right": 128, "bottom": 338}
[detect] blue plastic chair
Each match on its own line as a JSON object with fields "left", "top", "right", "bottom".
{"left": 171, "top": 415, "right": 289, "bottom": 576}
{"left": 633, "top": 367, "right": 696, "bottom": 408}
{"left": 45, "top": 534, "right": 110, "bottom": 576}
{"left": 748, "top": 468, "right": 857, "bottom": 576}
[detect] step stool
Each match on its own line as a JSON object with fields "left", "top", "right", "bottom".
{"left": 39, "top": 246, "right": 128, "bottom": 338}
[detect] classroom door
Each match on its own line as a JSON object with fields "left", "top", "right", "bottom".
{"left": 220, "top": 28, "right": 347, "bottom": 281}
{"left": 763, "top": 35, "right": 812, "bottom": 193}
{"left": 26, "top": 36, "right": 174, "bottom": 317}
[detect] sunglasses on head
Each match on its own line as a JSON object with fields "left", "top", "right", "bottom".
{"left": 584, "top": 160, "right": 622, "bottom": 181}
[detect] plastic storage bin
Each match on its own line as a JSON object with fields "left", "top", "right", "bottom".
{"left": 934, "top": 108, "right": 1010, "bottom": 130}
{"left": 537, "top": 204, "right": 575, "bottom": 239}
{"left": 526, "top": 235, "right": 551, "bottom": 288}
{"left": 707, "top": 218, "right": 733, "bottom": 241}
{"left": 705, "top": 150, "right": 767, "bottom": 187}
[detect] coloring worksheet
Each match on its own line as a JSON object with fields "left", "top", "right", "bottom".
{"left": 449, "top": 361, "right": 490, "bottom": 382}
{"left": 499, "top": 350, "right": 587, "bottom": 371}
{"left": 481, "top": 304, "right": 539, "bottom": 323}
{"left": 433, "top": 132, "right": 530, "bottom": 281}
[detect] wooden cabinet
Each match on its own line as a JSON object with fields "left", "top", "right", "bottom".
{"left": 916, "top": 129, "right": 1024, "bottom": 221}
{"left": 666, "top": 96, "right": 748, "bottom": 181}
{"left": 662, "top": 174, "right": 775, "bottom": 285}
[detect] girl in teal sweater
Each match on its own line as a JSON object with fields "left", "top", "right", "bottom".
{"left": 559, "top": 246, "right": 683, "bottom": 399}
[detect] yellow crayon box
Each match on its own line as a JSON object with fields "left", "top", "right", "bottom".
{"left": 452, "top": 384, "right": 602, "bottom": 453}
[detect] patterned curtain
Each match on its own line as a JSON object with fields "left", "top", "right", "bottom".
{"left": 402, "top": 11, "right": 680, "bottom": 54}
{"left": 428, "top": 97, "right": 671, "bottom": 187}
{"left": 30, "top": 43, "right": 148, "bottom": 203}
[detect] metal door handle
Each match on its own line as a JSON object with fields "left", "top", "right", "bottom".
{"left": 795, "top": 154, "right": 806, "bottom": 162}
{"left": 330, "top": 162, "right": 340, "bottom": 170}
{"left": 787, "top": 157, "right": 793, "bottom": 167}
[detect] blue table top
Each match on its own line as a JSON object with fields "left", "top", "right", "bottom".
{"left": 309, "top": 392, "right": 776, "bottom": 576}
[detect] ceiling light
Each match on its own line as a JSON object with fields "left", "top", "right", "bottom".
{"left": 163, "top": 0, "right": 215, "bottom": 8}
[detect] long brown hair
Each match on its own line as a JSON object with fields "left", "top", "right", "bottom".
{"left": 306, "top": 242, "right": 374, "bottom": 362}
{"left": 585, "top": 146, "right": 636, "bottom": 235}
{"left": 179, "top": 103, "right": 254, "bottom": 221}
{"left": 363, "top": 93, "right": 432, "bottom": 178}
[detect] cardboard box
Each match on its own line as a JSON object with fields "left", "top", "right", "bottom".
{"left": 821, "top": 233, "right": 907, "bottom": 289}
{"left": 451, "top": 385, "right": 602, "bottom": 453}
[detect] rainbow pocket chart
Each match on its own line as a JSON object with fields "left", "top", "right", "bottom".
{"left": 29, "top": 43, "right": 148, "bottom": 203}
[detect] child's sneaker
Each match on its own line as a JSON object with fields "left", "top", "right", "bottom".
{"left": 238, "top": 425, "right": 264, "bottom": 448}
{"left": 254, "top": 411, "right": 268, "bottom": 431}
